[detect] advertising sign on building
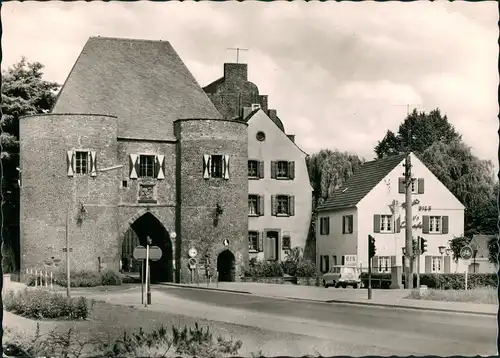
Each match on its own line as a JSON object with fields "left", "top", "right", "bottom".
{"left": 345, "top": 255, "right": 357, "bottom": 267}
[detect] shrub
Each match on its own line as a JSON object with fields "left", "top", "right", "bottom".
{"left": 244, "top": 260, "right": 283, "bottom": 277}
{"left": 281, "top": 261, "right": 297, "bottom": 276}
{"left": 407, "top": 287, "right": 497, "bottom": 304}
{"left": 3, "top": 288, "right": 89, "bottom": 320}
{"left": 101, "top": 269, "right": 123, "bottom": 286}
{"left": 295, "top": 260, "right": 317, "bottom": 277}
{"left": 412, "top": 273, "right": 497, "bottom": 290}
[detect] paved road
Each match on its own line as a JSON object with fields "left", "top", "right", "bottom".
{"left": 153, "top": 285, "right": 497, "bottom": 356}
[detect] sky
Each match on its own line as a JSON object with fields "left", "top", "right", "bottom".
{"left": 2, "top": 1, "right": 498, "bottom": 165}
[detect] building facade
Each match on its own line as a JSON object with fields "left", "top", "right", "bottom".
{"left": 19, "top": 37, "right": 249, "bottom": 283}
{"left": 203, "top": 64, "right": 313, "bottom": 261}
{"left": 316, "top": 152, "right": 466, "bottom": 276}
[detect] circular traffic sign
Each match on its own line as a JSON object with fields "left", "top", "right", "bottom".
{"left": 188, "top": 257, "right": 197, "bottom": 266}
{"left": 188, "top": 248, "right": 198, "bottom": 258}
{"left": 460, "top": 245, "right": 473, "bottom": 260}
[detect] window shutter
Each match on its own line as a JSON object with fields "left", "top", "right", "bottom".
{"left": 424, "top": 256, "right": 432, "bottom": 273}
{"left": 271, "top": 161, "right": 277, "bottom": 179}
{"left": 288, "top": 195, "right": 295, "bottom": 216}
{"left": 156, "top": 155, "right": 165, "bottom": 179}
{"left": 258, "top": 195, "right": 265, "bottom": 216}
{"left": 258, "top": 232, "right": 264, "bottom": 252}
{"left": 398, "top": 177, "right": 405, "bottom": 194}
{"left": 129, "top": 154, "right": 138, "bottom": 179}
{"left": 224, "top": 155, "right": 230, "bottom": 180}
{"left": 341, "top": 255, "right": 345, "bottom": 266}
{"left": 271, "top": 195, "right": 277, "bottom": 216}
{"left": 203, "top": 155, "right": 210, "bottom": 179}
{"left": 319, "top": 219, "right": 323, "bottom": 235}
{"left": 342, "top": 216, "right": 346, "bottom": 234}
{"left": 390, "top": 255, "right": 396, "bottom": 269}
{"left": 326, "top": 218, "right": 330, "bottom": 235}
{"left": 90, "top": 151, "right": 97, "bottom": 177}
{"left": 444, "top": 256, "right": 451, "bottom": 273}
{"left": 417, "top": 178, "right": 424, "bottom": 194}
{"left": 320, "top": 256, "right": 324, "bottom": 272}
{"left": 325, "top": 255, "right": 330, "bottom": 271}
{"left": 395, "top": 216, "right": 401, "bottom": 233}
{"left": 422, "top": 216, "right": 430, "bottom": 234}
{"left": 67, "top": 150, "right": 74, "bottom": 177}
{"left": 288, "top": 161, "right": 295, "bottom": 180}
{"left": 258, "top": 161, "right": 264, "bottom": 179}
{"left": 372, "top": 256, "right": 379, "bottom": 273}
{"left": 441, "top": 216, "right": 449, "bottom": 234}
{"left": 373, "top": 215, "right": 381, "bottom": 233}
{"left": 348, "top": 215, "right": 354, "bottom": 234}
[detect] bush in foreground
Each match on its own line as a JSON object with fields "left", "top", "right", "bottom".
{"left": 7, "top": 322, "right": 243, "bottom": 357}
{"left": 407, "top": 287, "right": 497, "bottom": 305}
{"left": 295, "top": 260, "right": 317, "bottom": 277}
{"left": 4, "top": 288, "right": 89, "bottom": 320}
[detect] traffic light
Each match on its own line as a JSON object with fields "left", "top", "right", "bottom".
{"left": 368, "top": 235, "right": 376, "bottom": 259}
{"left": 420, "top": 237, "right": 427, "bottom": 254}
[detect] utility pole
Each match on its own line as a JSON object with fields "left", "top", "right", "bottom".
{"left": 404, "top": 154, "right": 414, "bottom": 289}
{"left": 227, "top": 47, "right": 248, "bottom": 64}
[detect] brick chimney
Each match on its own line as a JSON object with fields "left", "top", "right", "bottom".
{"left": 224, "top": 63, "right": 248, "bottom": 82}
{"left": 287, "top": 134, "right": 295, "bottom": 143}
{"left": 267, "top": 109, "right": 278, "bottom": 121}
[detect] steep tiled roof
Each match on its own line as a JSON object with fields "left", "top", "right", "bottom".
{"left": 52, "top": 36, "right": 222, "bottom": 139}
{"left": 317, "top": 153, "right": 408, "bottom": 212}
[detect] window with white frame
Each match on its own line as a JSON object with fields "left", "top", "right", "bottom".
{"left": 378, "top": 256, "right": 391, "bottom": 273}
{"left": 248, "top": 195, "right": 259, "bottom": 216}
{"left": 276, "top": 161, "right": 289, "bottom": 179}
{"left": 380, "top": 215, "right": 393, "bottom": 233}
{"left": 75, "top": 151, "right": 89, "bottom": 175}
{"left": 139, "top": 155, "right": 155, "bottom": 178}
{"left": 431, "top": 256, "right": 443, "bottom": 273}
{"left": 276, "top": 195, "right": 290, "bottom": 215}
{"left": 248, "top": 231, "right": 259, "bottom": 251}
{"left": 248, "top": 160, "right": 258, "bottom": 178}
{"left": 429, "top": 216, "right": 442, "bottom": 233}
{"left": 210, "top": 155, "right": 224, "bottom": 178}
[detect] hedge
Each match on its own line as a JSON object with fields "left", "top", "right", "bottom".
{"left": 4, "top": 288, "right": 89, "bottom": 320}
{"left": 360, "top": 272, "right": 498, "bottom": 290}
{"left": 24, "top": 269, "right": 122, "bottom": 288}
{"left": 244, "top": 260, "right": 283, "bottom": 277}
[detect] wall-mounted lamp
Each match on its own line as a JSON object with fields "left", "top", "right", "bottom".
{"left": 445, "top": 248, "right": 451, "bottom": 256}
{"left": 438, "top": 246, "right": 446, "bottom": 255}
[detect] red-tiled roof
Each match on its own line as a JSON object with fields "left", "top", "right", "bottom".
{"left": 317, "top": 153, "right": 408, "bottom": 211}
{"left": 52, "top": 36, "right": 222, "bottom": 139}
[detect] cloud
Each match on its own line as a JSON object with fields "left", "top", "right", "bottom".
{"left": 3, "top": 1, "right": 497, "bottom": 166}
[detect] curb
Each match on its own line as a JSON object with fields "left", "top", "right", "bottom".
{"left": 280, "top": 296, "right": 496, "bottom": 317}
{"left": 156, "top": 283, "right": 252, "bottom": 295}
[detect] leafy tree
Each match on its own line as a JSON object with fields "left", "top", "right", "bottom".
{"left": 448, "top": 236, "right": 471, "bottom": 263}
{"left": 420, "top": 139, "right": 496, "bottom": 237}
{"left": 1, "top": 57, "right": 60, "bottom": 272}
{"left": 304, "top": 150, "right": 364, "bottom": 259}
{"left": 375, "top": 108, "right": 462, "bottom": 159}
{"left": 487, "top": 236, "right": 498, "bottom": 265}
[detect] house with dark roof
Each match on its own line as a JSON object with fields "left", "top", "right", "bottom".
{"left": 19, "top": 37, "right": 249, "bottom": 284}
{"left": 316, "top": 152, "right": 466, "bottom": 280}
{"left": 203, "top": 64, "right": 313, "bottom": 261}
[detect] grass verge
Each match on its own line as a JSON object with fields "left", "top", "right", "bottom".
{"left": 406, "top": 287, "right": 498, "bottom": 304}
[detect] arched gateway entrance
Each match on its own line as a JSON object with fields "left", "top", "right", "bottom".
{"left": 217, "top": 249, "right": 236, "bottom": 282}
{"left": 121, "top": 212, "right": 173, "bottom": 283}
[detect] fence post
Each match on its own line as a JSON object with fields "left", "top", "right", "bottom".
{"left": 45, "top": 271, "right": 48, "bottom": 288}
{"left": 35, "top": 270, "right": 38, "bottom": 287}
{"left": 50, "top": 272, "right": 54, "bottom": 290}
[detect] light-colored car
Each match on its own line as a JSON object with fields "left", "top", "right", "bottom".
{"left": 321, "top": 265, "right": 361, "bottom": 288}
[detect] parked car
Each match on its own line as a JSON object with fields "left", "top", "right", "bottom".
{"left": 321, "top": 265, "right": 361, "bottom": 288}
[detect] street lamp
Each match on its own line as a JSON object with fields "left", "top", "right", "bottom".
{"left": 438, "top": 246, "right": 445, "bottom": 255}
{"left": 445, "top": 248, "right": 451, "bottom": 256}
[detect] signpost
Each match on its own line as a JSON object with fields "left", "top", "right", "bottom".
{"left": 460, "top": 245, "right": 473, "bottom": 291}
{"left": 188, "top": 257, "right": 197, "bottom": 284}
{"left": 133, "top": 239, "right": 163, "bottom": 306}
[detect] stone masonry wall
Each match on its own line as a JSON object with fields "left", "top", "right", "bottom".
{"left": 175, "top": 119, "right": 248, "bottom": 283}
{"left": 19, "top": 113, "right": 119, "bottom": 273}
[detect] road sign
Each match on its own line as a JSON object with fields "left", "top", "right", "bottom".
{"left": 460, "top": 245, "right": 473, "bottom": 260}
{"left": 188, "top": 257, "right": 197, "bottom": 269}
{"left": 188, "top": 248, "right": 198, "bottom": 258}
{"left": 223, "top": 239, "right": 230, "bottom": 247}
{"left": 133, "top": 245, "right": 163, "bottom": 261}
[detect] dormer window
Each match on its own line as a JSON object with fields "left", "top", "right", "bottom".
{"left": 251, "top": 103, "right": 261, "bottom": 111}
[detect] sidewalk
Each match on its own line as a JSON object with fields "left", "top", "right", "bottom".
{"left": 158, "top": 281, "right": 498, "bottom": 316}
